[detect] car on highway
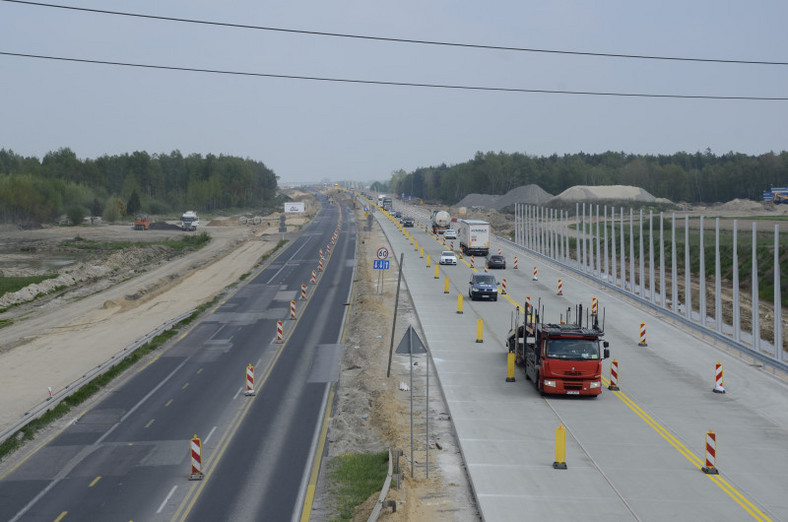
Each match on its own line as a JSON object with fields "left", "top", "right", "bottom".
{"left": 486, "top": 254, "right": 506, "bottom": 269}
{"left": 469, "top": 273, "right": 498, "bottom": 301}
{"left": 443, "top": 229, "right": 457, "bottom": 239}
{"left": 393, "top": 210, "right": 402, "bottom": 219}
{"left": 402, "top": 217, "right": 415, "bottom": 227}
{"left": 439, "top": 250, "right": 458, "bottom": 265}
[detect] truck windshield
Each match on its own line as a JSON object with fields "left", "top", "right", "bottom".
{"left": 545, "top": 339, "right": 599, "bottom": 360}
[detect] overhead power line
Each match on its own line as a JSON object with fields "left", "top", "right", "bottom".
{"left": 2, "top": 51, "right": 787, "bottom": 101}
{"left": 4, "top": 0, "right": 788, "bottom": 67}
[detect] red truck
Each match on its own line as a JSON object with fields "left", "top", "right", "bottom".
{"left": 507, "top": 302, "right": 610, "bottom": 396}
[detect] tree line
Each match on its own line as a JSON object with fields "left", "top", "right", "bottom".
{"left": 384, "top": 150, "right": 788, "bottom": 206}
{"left": 0, "top": 148, "right": 279, "bottom": 224}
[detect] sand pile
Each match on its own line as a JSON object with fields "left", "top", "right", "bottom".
{"left": 550, "top": 185, "right": 658, "bottom": 203}
{"left": 719, "top": 199, "right": 764, "bottom": 212}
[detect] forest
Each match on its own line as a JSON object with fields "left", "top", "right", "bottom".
{"left": 380, "top": 150, "right": 788, "bottom": 206}
{"left": 0, "top": 148, "right": 279, "bottom": 224}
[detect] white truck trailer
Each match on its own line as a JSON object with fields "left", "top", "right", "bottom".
{"left": 457, "top": 219, "right": 490, "bottom": 256}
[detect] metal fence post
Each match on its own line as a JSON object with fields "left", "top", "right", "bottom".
{"left": 733, "top": 220, "right": 740, "bottom": 343}
{"left": 699, "top": 216, "right": 706, "bottom": 327}
{"left": 752, "top": 222, "right": 760, "bottom": 352}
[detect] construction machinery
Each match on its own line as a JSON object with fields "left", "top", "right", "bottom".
{"left": 133, "top": 214, "right": 150, "bottom": 230}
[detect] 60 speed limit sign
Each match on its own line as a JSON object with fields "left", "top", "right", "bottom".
{"left": 376, "top": 247, "right": 389, "bottom": 260}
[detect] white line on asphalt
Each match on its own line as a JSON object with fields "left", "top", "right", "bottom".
{"left": 203, "top": 426, "right": 217, "bottom": 445}
{"left": 157, "top": 485, "right": 178, "bottom": 514}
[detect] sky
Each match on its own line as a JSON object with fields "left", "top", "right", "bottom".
{"left": 1, "top": 0, "right": 787, "bottom": 186}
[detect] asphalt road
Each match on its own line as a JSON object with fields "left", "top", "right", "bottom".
{"left": 0, "top": 194, "right": 356, "bottom": 522}
{"left": 378, "top": 198, "right": 788, "bottom": 522}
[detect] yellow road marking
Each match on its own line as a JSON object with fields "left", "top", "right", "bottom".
{"left": 165, "top": 399, "right": 173, "bottom": 407}
{"left": 602, "top": 376, "right": 771, "bottom": 521}
{"left": 181, "top": 383, "right": 189, "bottom": 390}
{"left": 144, "top": 419, "right": 155, "bottom": 429}
{"left": 299, "top": 385, "right": 336, "bottom": 522}
{"left": 196, "top": 368, "right": 203, "bottom": 374}
{"left": 54, "top": 512, "right": 67, "bottom": 522}
{"left": 88, "top": 476, "right": 101, "bottom": 487}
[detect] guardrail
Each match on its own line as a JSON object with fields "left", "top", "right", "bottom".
{"left": 0, "top": 309, "right": 196, "bottom": 446}
{"left": 367, "top": 448, "right": 398, "bottom": 521}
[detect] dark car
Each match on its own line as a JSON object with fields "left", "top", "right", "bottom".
{"left": 393, "top": 211, "right": 402, "bottom": 219}
{"left": 486, "top": 254, "right": 506, "bottom": 269}
{"left": 469, "top": 273, "right": 498, "bottom": 301}
{"left": 402, "top": 217, "right": 415, "bottom": 227}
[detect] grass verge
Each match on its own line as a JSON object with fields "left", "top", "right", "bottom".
{"left": 327, "top": 451, "right": 389, "bottom": 521}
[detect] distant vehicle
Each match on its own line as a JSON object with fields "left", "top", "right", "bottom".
{"left": 443, "top": 229, "right": 457, "bottom": 240}
{"left": 382, "top": 197, "right": 393, "bottom": 211}
{"left": 133, "top": 214, "right": 150, "bottom": 230}
{"left": 457, "top": 219, "right": 490, "bottom": 257}
{"left": 439, "top": 250, "right": 458, "bottom": 265}
{"left": 486, "top": 254, "right": 506, "bottom": 269}
{"left": 393, "top": 211, "right": 402, "bottom": 219}
{"left": 402, "top": 217, "right": 415, "bottom": 227}
{"left": 181, "top": 211, "right": 199, "bottom": 231}
{"left": 431, "top": 210, "right": 451, "bottom": 234}
{"left": 469, "top": 273, "right": 498, "bottom": 301}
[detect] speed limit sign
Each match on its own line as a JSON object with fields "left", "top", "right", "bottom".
{"left": 376, "top": 247, "right": 389, "bottom": 260}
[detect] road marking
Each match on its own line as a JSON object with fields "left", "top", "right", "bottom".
{"left": 232, "top": 387, "right": 242, "bottom": 400}
{"left": 165, "top": 399, "right": 173, "bottom": 407}
{"left": 203, "top": 426, "right": 217, "bottom": 445}
{"left": 196, "top": 368, "right": 203, "bottom": 374}
{"left": 298, "top": 385, "right": 335, "bottom": 522}
{"left": 88, "top": 476, "right": 101, "bottom": 488}
{"left": 157, "top": 485, "right": 178, "bottom": 514}
{"left": 144, "top": 419, "right": 155, "bottom": 429}
{"left": 172, "top": 219, "right": 340, "bottom": 522}
{"left": 603, "top": 377, "right": 771, "bottom": 521}
{"left": 182, "top": 382, "right": 189, "bottom": 390}
{"left": 54, "top": 512, "right": 67, "bottom": 522}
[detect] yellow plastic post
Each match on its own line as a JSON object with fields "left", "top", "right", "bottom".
{"left": 457, "top": 294, "right": 463, "bottom": 314}
{"left": 444, "top": 276, "right": 450, "bottom": 294}
{"left": 553, "top": 425, "right": 567, "bottom": 469}
{"left": 434, "top": 264, "right": 440, "bottom": 279}
{"left": 426, "top": 254, "right": 431, "bottom": 267}
{"left": 506, "top": 352, "right": 516, "bottom": 382}
{"left": 476, "top": 319, "right": 484, "bottom": 343}
{"left": 420, "top": 246, "right": 424, "bottom": 258}
{"left": 415, "top": 240, "right": 419, "bottom": 251}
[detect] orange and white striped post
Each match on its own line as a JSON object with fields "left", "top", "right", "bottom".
{"left": 638, "top": 322, "right": 647, "bottom": 346}
{"left": 608, "top": 359, "right": 620, "bottom": 390}
{"left": 245, "top": 364, "right": 256, "bottom": 396}
{"left": 702, "top": 430, "right": 719, "bottom": 474}
{"left": 189, "top": 435, "right": 204, "bottom": 480}
{"left": 450, "top": 241, "right": 454, "bottom": 251}
{"left": 591, "top": 296, "right": 598, "bottom": 316}
{"left": 470, "top": 255, "right": 475, "bottom": 268}
{"left": 327, "top": 243, "right": 331, "bottom": 254}
{"left": 319, "top": 248, "right": 323, "bottom": 258}
{"left": 532, "top": 265, "right": 538, "bottom": 281}
{"left": 484, "top": 266, "right": 488, "bottom": 273}
{"left": 501, "top": 278, "right": 507, "bottom": 295}
{"left": 290, "top": 300, "right": 297, "bottom": 319}
{"left": 311, "top": 270, "right": 317, "bottom": 284}
{"left": 276, "top": 320, "right": 283, "bottom": 343}
{"left": 713, "top": 362, "right": 725, "bottom": 393}
{"left": 318, "top": 257, "right": 324, "bottom": 272}
{"left": 498, "top": 247, "right": 502, "bottom": 255}
{"left": 557, "top": 278, "right": 563, "bottom": 296}
{"left": 513, "top": 256, "right": 518, "bottom": 269}
{"left": 301, "top": 283, "right": 307, "bottom": 300}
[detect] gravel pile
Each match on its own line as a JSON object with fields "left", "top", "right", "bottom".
{"left": 456, "top": 184, "right": 553, "bottom": 210}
